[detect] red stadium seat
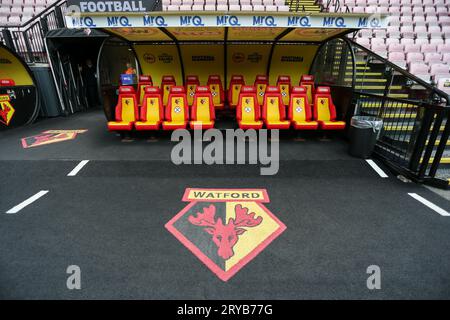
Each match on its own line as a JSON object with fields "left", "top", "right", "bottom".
{"left": 107, "top": 86, "right": 138, "bottom": 131}
{"left": 161, "top": 75, "right": 176, "bottom": 107}
{"left": 276, "top": 75, "right": 291, "bottom": 107}
{"left": 262, "top": 86, "right": 290, "bottom": 129}
{"left": 162, "top": 86, "right": 189, "bottom": 130}
{"left": 137, "top": 75, "right": 153, "bottom": 106}
{"left": 236, "top": 86, "right": 263, "bottom": 130}
{"left": 190, "top": 86, "right": 215, "bottom": 130}
{"left": 254, "top": 75, "right": 269, "bottom": 106}
{"left": 288, "top": 86, "right": 318, "bottom": 130}
{"left": 299, "top": 75, "right": 315, "bottom": 105}
{"left": 207, "top": 75, "right": 225, "bottom": 109}
{"left": 135, "top": 86, "right": 163, "bottom": 131}
{"left": 313, "top": 87, "right": 345, "bottom": 130}
{"left": 185, "top": 75, "right": 200, "bottom": 106}
{"left": 228, "top": 75, "right": 245, "bottom": 109}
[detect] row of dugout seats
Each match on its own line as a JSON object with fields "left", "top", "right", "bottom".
{"left": 107, "top": 84, "right": 345, "bottom": 131}
{"left": 132, "top": 74, "right": 318, "bottom": 111}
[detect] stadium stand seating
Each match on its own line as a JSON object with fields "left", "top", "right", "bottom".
{"left": 333, "top": 0, "right": 450, "bottom": 85}
{"left": 162, "top": 86, "right": 189, "bottom": 130}
{"left": 289, "top": 86, "right": 319, "bottom": 130}
{"left": 254, "top": 75, "right": 269, "bottom": 106}
{"left": 228, "top": 75, "right": 245, "bottom": 109}
{"left": 236, "top": 85, "right": 263, "bottom": 129}
{"left": 313, "top": 86, "right": 346, "bottom": 130}
{"left": 137, "top": 75, "right": 153, "bottom": 106}
{"left": 161, "top": 75, "right": 177, "bottom": 107}
{"left": 207, "top": 75, "right": 225, "bottom": 109}
{"left": 189, "top": 86, "right": 216, "bottom": 129}
{"left": 0, "top": 0, "right": 57, "bottom": 26}
{"left": 185, "top": 75, "right": 200, "bottom": 106}
{"left": 277, "top": 75, "right": 292, "bottom": 107}
{"left": 262, "top": 85, "right": 291, "bottom": 129}
{"left": 135, "top": 86, "right": 164, "bottom": 131}
{"left": 107, "top": 86, "right": 139, "bottom": 131}
{"left": 161, "top": 0, "right": 293, "bottom": 12}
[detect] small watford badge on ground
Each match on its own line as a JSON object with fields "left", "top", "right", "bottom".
{"left": 165, "top": 188, "right": 286, "bottom": 281}
{"left": 21, "top": 130, "right": 88, "bottom": 148}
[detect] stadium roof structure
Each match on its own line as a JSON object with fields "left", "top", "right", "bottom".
{"left": 63, "top": 11, "right": 388, "bottom": 43}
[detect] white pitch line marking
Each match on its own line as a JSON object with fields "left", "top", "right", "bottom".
{"left": 6, "top": 190, "right": 49, "bottom": 214}
{"left": 408, "top": 193, "right": 450, "bottom": 217}
{"left": 366, "top": 159, "right": 388, "bottom": 178}
{"left": 67, "top": 160, "right": 89, "bottom": 176}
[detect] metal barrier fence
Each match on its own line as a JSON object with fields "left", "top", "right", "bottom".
{"left": 1, "top": 0, "right": 67, "bottom": 64}
{"left": 311, "top": 37, "right": 450, "bottom": 186}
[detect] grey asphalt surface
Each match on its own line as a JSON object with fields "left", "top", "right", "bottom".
{"left": 1, "top": 110, "right": 450, "bottom": 299}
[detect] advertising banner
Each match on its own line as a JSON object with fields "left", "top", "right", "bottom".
{"left": 134, "top": 44, "right": 182, "bottom": 86}
{"left": 269, "top": 44, "right": 319, "bottom": 85}
{"left": 227, "top": 44, "right": 271, "bottom": 89}
{"left": 181, "top": 44, "right": 224, "bottom": 85}
{"left": 65, "top": 12, "right": 387, "bottom": 30}
{"left": 66, "top": 0, "right": 161, "bottom": 13}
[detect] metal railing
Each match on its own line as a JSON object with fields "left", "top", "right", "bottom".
{"left": 1, "top": 0, "right": 67, "bottom": 63}
{"left": 311, "top": 37, "right": 450, "bottom": 187}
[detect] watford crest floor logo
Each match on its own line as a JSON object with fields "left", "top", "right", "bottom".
{"left": 165, "top": 188, "right": 286, "bottom": 281}
{"left": 21, "top": 130, "right": 88, "bottom": 148}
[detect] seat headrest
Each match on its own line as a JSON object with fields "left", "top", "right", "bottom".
{"left": 119, "top": 86, "right": 135, "bottom": 94}
{"left": 277, "top": 75, "right": 291, "bottom": 83}
{"left": 301, "top": 75, "right": 314, "bottom": 82}
{"left": 144, "top": 86, "right": 161, "bottom": 94}
{"left": 186, "top": 75, "right": 199, "bottom": 83}
{"left": 0, "top": 79, "right": 15, "bottom": 86}
{"left": 231, "top": 75, "right": 244, "bottom": 81}
{"left": 265, "top": 86, "right": 280, "bottom": 94}
{"left": 195, "top": 86, "right": 210, "bottom": 93}
{"left": 208, "top": 75, "right": 221, "bottom": 82}
{"left": 316, "top": 86, "right": 331, "bottom": 94}
{"left": 291, "top": 86, "right": 307, "bottom": 94}
{"left": 162, "top": 75, "right": 175, "bottom": 82}
{"left": 240, "top": 86, "right": 256, "bottom": 94}
{"left": 139, "top": 75, "right": 152, "bottom": 82}
{"left": 170, "top": 86, "right": 186, "bottom": 94}
{"left": 255, "top": 75, "right": 268, "bottom": 82}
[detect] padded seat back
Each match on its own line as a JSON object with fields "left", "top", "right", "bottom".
{"left": 299, "top": 75, "right": 315, "bottom": 104}
{"left": 185, "top": 75, "right": 200, "bottom": 106}
{"left": 289, "top": 86, "right": 312, "bottom": 122}
{"left": 228, "top": 75, "right": 245, "bottom": 107}
{"left": 254, "top": 75, "right": 269, "bottom": 106}
{"left": 166, "top": 86, "right": 188, "bottom": 123}
{"left": 277, "top": 75, "right": 291, "bottom": 106}
{"left": 207, "top": 75, "right": 225, "bottom": 108}
{"left": 115, "top": 86, "right": 138, "bottom": 122}
{"left": 191, "top": 86, "right": 215, "bottom": 122}
{"left": 137, "top": 75, "right": 153, "bottom": 105}
{"left": 313, "top": 86, "right": 337, "bottom": 122}
{"left": 262, "top": 86, "right": 285, "bottom": 122}
{"left": 161, "top": 75, "right": 176, "bottom": 106}
{"left": 236, "top": 86, "right": 260, "bottom": 123}
{"left": 140, "top": 86, "right": 163, "bottom": 123}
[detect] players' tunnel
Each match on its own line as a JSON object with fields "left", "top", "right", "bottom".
{"left": 0, "top": 43, "right": 39, "bottom": 131}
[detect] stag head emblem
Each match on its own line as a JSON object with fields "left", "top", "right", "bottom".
{"left": 188, "top": 204, "right": 263, "bottom": 260}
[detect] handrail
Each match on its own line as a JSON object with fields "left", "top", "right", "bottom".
{"left": 348, "top": 38, "right": 450, "bottom": 105}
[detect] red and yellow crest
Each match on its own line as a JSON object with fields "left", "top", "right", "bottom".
{"left": 165, "top": 188, "right": 286, "bottom": 281}
{"left": 0, "top": 94, "right": 15, "bottom": 126}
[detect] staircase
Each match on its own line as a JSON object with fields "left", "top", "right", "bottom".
{"left": 286, "top": 0, "right": 323, "bottom": 12}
